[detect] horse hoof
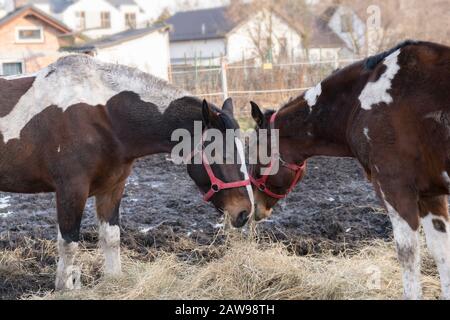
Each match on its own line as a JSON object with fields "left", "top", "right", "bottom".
{"left": 55, "top": 265, "right": 81, "bottom": 291}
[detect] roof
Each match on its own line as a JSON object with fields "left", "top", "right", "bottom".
{"left": 27, "top": 0, "right": 137, "bottom": 14}
{"left": 108, "top": 0, "right": 137, "bottom": 7}
{"left": 166, "top": 6, "right": 235, "bottom": 42}
{"left": 307, "top": 14, "right": 346, "bottom": 48}
{"left": 166, "top": 5, "right": 306, "bottom": 43}
{"left": 302, "top": 6, "right": 347, "bottom": 48}
{"left": 0, "top": 4, "right": 71, "bottom": 32}
{"left": 63, "top": 23, "right": 170, "bottom": 52}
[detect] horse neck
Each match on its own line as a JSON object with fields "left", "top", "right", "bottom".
{"left": 277, "top": 63, "right": 367, "bottom": 161}
{"left": 110, "top": 94, "right": 203, "bottom": 160}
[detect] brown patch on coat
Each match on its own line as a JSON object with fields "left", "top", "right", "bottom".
{"left": 0, "top": 77, "right": 35, "bottom": 117}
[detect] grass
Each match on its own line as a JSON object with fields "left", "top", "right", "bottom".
{"left": 1, "top": 232, "right": 442, "bottom": 300}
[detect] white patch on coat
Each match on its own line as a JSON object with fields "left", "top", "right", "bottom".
{"left": 304, "top": 82, "right": 322, "bottom": 108}
{"left": 442, "top": 171, "right": 450, "bottom": 188}
{"left": 0, "top": 55, "right": 189, "bottom": 143}
{"left": 422, "top": 214, "right": 450, "bottom": 299}
{"left": 98, "top": 222, "right": 122, "bottom": 276}
{"left": 235, "top": 138, "right": 254, "bottom": 212}
{"left": 377, "top": 185, "right": 422, "bottom": 299}
{"left": 363, "top": 127, "right": 371, "bottom": 142}
{"left": 374, "top": 165, "right": 380, "bottom": 173}
{"left": 359, "top": 49, "right": 401, "bottom": 110}
{"left": 57, "top": 145, "right": 61, "bottom": 153}
{"left": 55, "top": 230, "right": 81, "bottom": 291}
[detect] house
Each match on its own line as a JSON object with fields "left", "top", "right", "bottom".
{"left": 166, "top": 5, "right": 366, "bottom": 67}
{"left": 64, "top": 23, "right": 171, "bottom": 80}
{"left": 0, "top": 0, "right": 14, "bottom": 18}
{"left": 0, "top": 4, "right": 72, "bottom": 76}
{"left": 24, "top": 0, "right": 145, "bottom": 39}
{"left": 166, "top": 6, "right": 305, "bottom": 66}
{"left": 316, "top": 5, "right": 366, "bottom": 58}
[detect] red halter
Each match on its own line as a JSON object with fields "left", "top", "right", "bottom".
{"left": 188, "top": 131, "right": 251, "bottom": 202}
{"left": 249, "top": 112, "right": 307, "bottom": 199}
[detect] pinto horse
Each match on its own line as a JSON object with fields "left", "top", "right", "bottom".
{"left": 250, "top": 41, "right": 450, "bottom": 299}
{"left": 0, "top": 55, "right": 253, "bottom": 290}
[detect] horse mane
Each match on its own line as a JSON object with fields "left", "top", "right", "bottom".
{"left": 364, "top": 40, "right": 419, "bottom": 70}
{"left": 47, "top": 55, "right": 189, "bottom": 111}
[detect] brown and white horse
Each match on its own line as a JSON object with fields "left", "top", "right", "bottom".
{"left": 0, "top": 55, "right": 253, "bottom": 290}
{"left": 250, "top": 41, "right": 450, "bottom": 299}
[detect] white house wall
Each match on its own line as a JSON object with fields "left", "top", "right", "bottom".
{"left": 62, "top": 0, "right": 143, "bottom": 39}
{"left": 227, "top": 10, "right": 303, "bottom": 63}
{"left": 327, "top": 6, "right": 365, "bottom": 54}
{"left": 170, "top": 38, "right": 226, "bottom": 65}
{"left": 33, "top": 3, "right": 52, "bottom": 14}
{"left": 119, "top": 4, "right": 145, "bottom": 27}
{"left": 95, "top": 30, "right": 170, "bottom": 80}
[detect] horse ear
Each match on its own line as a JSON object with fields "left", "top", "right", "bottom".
{"left": 202, "top": 99, "right": 212, "bottom": 127}
{"left": 222, "top": 98, "right": 234, "bottom": 116}
{"left": 250, "top": 101, "right": 265, "bottom": 127}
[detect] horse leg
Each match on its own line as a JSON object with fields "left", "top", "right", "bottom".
{"left": 95, "top": 181, "right": 126, "bottom": 277}
{"left": 55, "top": 183, "right": 89, "bottom": 291}
{"left": 419, "top": 195, "right": 450, "bottom": 299}
{"left": 373, "top": 180, "right": 422, "bottom": 299}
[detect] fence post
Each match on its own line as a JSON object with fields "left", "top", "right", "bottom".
{"left": 221, "top": 57, "right": 229, "bottom": 100}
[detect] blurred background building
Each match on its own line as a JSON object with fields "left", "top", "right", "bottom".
{"left": 0, "top": 0, "right": 449, "bottom": 116}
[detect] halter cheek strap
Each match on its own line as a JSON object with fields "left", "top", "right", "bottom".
{"left": 249, "top": 112, "right": 307, "bottom": 199}
{"left": 188, "top": 131, "right": 251, "bottom": 202}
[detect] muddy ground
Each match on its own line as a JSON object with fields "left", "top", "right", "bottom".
{"left": 0, "top": 154, "right": 392, "bottom": 299}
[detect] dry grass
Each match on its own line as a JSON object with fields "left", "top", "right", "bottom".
{"left": 1, "top": 235, "right": 440, "bottom": 300}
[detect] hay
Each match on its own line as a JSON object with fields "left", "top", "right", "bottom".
{"left": 3, "top": 237, "right": 438, "bottom": 300}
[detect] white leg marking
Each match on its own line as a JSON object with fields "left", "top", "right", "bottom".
{"left": 235, "top": 138, "right": 255, "bottom": 213}
{"left": 422, "top": 214, "right": 450, "bottom": 299}
{"left": 55, "top": 230, "right": 81, "bottom": 291}
{"left": 388, "top": 207, "right": 422, "bottom": 299}
{"left": 304, "top": 82, "right": 322, "bottom": 108}
{"left": 378, "top": 186, "right": 422, "bottom": 299}
{"left": 99, "top": 222, "right": 122, "bottom": 276}
{"left": 359, "top": 49, "right": 401, "bottom": 110}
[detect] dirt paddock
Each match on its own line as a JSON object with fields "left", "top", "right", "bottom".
{"left": 0, "top": 154, "right": 442, "bottom": 299}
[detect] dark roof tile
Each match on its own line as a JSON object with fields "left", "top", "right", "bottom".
{"left": 166, "top": 6, "right": 235, "bottom": 42}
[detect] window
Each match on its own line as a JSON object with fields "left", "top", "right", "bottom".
{"left": 15, "top": 27, "right": 44, "bottom": 43}
{"left": 75, "top": 11, "right": 86, "bottom": 30}
{"left": 101, "top": 11, "right": 111, "bottom": 29}
{"left": 125, "top": 13, "right": 136, "bottom": 29}
{"left": 341, "top": 14, "right": 353, "bottom": 33}
{"left": 1, "top": 62, "right": 24, "bottom": 76}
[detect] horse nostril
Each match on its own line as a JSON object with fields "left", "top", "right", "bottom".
{"left": 236, "top": 210, "right": 249, "bottom": 227}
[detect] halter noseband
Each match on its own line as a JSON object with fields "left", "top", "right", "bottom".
{"left": 249, "top": 112, "right": 307, "bottom": 199}
{"left": 188, "top": 131, "right": 251, "bottom": 202}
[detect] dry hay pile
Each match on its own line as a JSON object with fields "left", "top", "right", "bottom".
{"left": 0, "top": 232, "right": 442, "bottom": 300}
